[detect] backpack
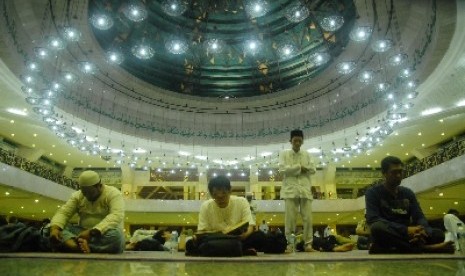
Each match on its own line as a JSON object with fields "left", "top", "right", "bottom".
{"left": 262, "top": 232, "right": 287, "bottom": 254}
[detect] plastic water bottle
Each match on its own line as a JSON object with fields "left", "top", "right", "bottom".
{"left": 170, "top": 231, "right": 179, "bottom": 254}
{"left": 288, "top": 232, "right": 296, "bottom": 254}
{"left": 457, "top": 223, "right": 465, "bottom": 255}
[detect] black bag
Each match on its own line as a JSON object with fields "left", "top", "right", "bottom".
{"left": 186, "top": 233, "right": 242, "bottom": 257}
{"left": 0, "top": 223, "right": 51, "bottom": 252}
{"left": 262, "top": 232, "right": 287, "bottom": 254}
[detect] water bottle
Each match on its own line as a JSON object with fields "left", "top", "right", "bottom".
{"left": 288, "top": 232, "right": 296, "bottom": 254}
{"left": 457, "top": 223, "right": 465, "bottom": 255}
{"left": 170, "top": 231, "right": 179, "bottom": 254}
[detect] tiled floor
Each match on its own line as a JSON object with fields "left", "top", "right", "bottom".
{"left": 0, "top": 251, "right": 464, "bottom": 275}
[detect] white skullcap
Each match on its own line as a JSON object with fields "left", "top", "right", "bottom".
{"left": 78, "top": 170, "right": 101, "bottom": 187}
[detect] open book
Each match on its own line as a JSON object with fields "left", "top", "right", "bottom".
{"left": 196, "top": 221, "right": 249, "bottom": 236}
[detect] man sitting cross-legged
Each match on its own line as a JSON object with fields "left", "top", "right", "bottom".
{"left": 49, "top": 170, "right": 125, "bottom": 254}
{"left": 365, "top": 156, "right": 454, "bottom": 254}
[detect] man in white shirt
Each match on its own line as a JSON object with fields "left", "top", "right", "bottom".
{"left": 198, "top": 175, "right": 265, "bottom": 254}
{"left": 49, "top": 170, "right": 125, "bottom": 253}
{"left": 279, "top": 129, "right": 316, "bottom": 252}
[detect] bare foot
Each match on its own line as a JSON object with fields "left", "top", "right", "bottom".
{"left": 422, "top": 241, "right": 455, "bottom": 254}
{"left": 77, "top": 238, "right": 91, "bottom": 254}
{"left": 333, "top": 243, "right": 356, "bottom": 252}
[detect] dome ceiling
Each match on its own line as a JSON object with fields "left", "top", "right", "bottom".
{"left": 90, "top": 0, "right": 355, "bottom": 98}
{"left": 0, "top": 0, "right": 451, "bottom": 167}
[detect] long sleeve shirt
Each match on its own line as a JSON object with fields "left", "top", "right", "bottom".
{"left": 365, "top": 183, "right": 432, "bottom": 236}
{"left": 198, "top": 196, "right": 254, "bottom": 232}
{"left": 51, "top": 185, "right": 124, "bottom": 234}
{"left": 279, "top": 149, "right": 316, "bottom": 199}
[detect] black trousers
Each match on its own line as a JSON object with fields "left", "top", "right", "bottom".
{"left": 370, "top": 221, "right": 444, "bottom": 253}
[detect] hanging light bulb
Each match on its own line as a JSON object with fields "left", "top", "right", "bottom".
{"left": 309, "top": 51, "right": 331, "bottom": 66}
{"left": 90, "top": 14, "right": 114, "bottom": 30}
{"left": 161, "top": 0, "right": 187, "bottom": 16}
{"left": 106, "top": 50, "right": 124, "bottom": 64}
{"left": 336, "top": 61, "right": 356, "bottom": 74}
{"left": 284, "top": 2, "right": 309, "bottom": 23}
{"left": 371, "top": 39, "right": 392, "bottom": 52}
{"left": 245, "top": 0, "right": 270, "bottom": 18}
{"left": 62, "top": 27, "right": 81, "bottom": 42}
{"left": 165, "top": 38, "right": 189, "bottom": 55}
{"left": 123, "top": 2, "right": 148, "bottom": 22}
{"left": 320, "top": 15, "right": 344, "bottom": 32}
{"left": 132, "top": 43, "right": 155, "bottom": 59}
{"left": 349, "top": 26, "right": 372, "bottom": 42}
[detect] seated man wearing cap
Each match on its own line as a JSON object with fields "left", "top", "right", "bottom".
{"left": 49, "top": 170, "right": 125, "bottom": 253}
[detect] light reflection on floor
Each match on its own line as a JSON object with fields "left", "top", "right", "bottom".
{"left": 0, "top": 259, "right": 464, "bottom": 276}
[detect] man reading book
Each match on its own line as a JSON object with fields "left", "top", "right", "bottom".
{"left": 197, "top": 175, "right": 266, "bottom": 255}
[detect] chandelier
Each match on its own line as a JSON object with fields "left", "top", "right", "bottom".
{"left": 90, "top": 14, "right": 114, "bottom": 30}
{"left": 319, "top": 15, "right": 344, "bottom": 32}
{"left": 349, "top": 26, "right": 372, "bottom": 42}
{"left": 123, "top": 2, "right": 148, "bottom": 22}
{"left": 131, "top": 43, "right": 155, "bottom": 59}
{"left": 285, "top": 2, "right": 309, "bottom": 23}
{"left": 162, "top": 0, "right": 187, "bottom": 17}
{"left": 245, "top": 0, "right": 269, "bottom": 18}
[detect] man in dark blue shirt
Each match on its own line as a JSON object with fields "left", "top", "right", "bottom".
{"left": 365, "top": 156, "right": 454, "bottom": 254}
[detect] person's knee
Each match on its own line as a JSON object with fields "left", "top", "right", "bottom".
{"left": 369, "top": 221, "right": 387, "bottom": 238}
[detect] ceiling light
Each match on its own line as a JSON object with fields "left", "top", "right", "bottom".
{"left": 123, "top": 2, "right": 148, "bottom": 22}
{"left": 399, "top": 68, "right": 413, "bottom": 78}
{"left": 165, "top": 38, "right": 188, "bottom": 55}
{"left": 349, "top": 26, "right": 372, "bottom": 42}
{"left": 376, "top": 82, "right": 389, "bottom": 92}
{"left": 421, "top": 107, "right": 442, "bottom": 116}
{"left": 78, "top": 61, "right": 96, "bottom": 74}
{"left": 132, "top": 43, "right": 155, "bottom": 59}
{"left": 195, "top": 155, "right": 207, "bottom": 160}
{"left": 26, "top": 61, "right": 39, "bottom": 71}
{"left": 6, "top": 108, "right": 28, "bottom": 116}
{"left": 406, "top": 92, "right": 418, "bottom": 99}
{"left": 178, "top": 151, "right": 190, "bottom": 156}
{"left": 162, "top": 0, "right": 187, "bottom": 16}
{"left": 371, "top": 39, "right": 392, "bottom": 52}
{"left": 62, "top": 72, "right": 78, "bottom": 84}
{"left": 277, "top": 43, "right": 297, "bottom": 60}
{"left": 245, "top": 0, "right": 269, "bottom": 18}
{"left": 48, "top": 36, "right": 65, "bottom": 50}
{"left": 284, "top": 2, "right": 309, "bottom": 23}
{"left": 388, "top": 53, "right": 408, "bottom": 66}
{"left": 106, "top": 50, "right": 124, "bottom": 64}
{"left": 358, "top": 70, "right": 374, "bottom": 83}
{"left": 90, "top": 14, "right": 114, "bottom": 30}
{"left": 320, "top": 15, "right": 344, "bottom": 32}
{"left": 204, "top": 39, "right": 225, "bottom": 54}
{"left": 34, "top": 47, "right": 49, "bottom": 59}
{"left": 62, "top": 27, "right": 81, "bottom": 42}
{"left": 308, "top": 51, "right": 330, "bottom": 66}
{"left": 244, "top": 39, "right": 261, "bottom": 55}
{"left": 456, "top": 99, "right": 465, "bottom": 107}
{"left": 336, "top": 61, "right": 356, "bottom": 74}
